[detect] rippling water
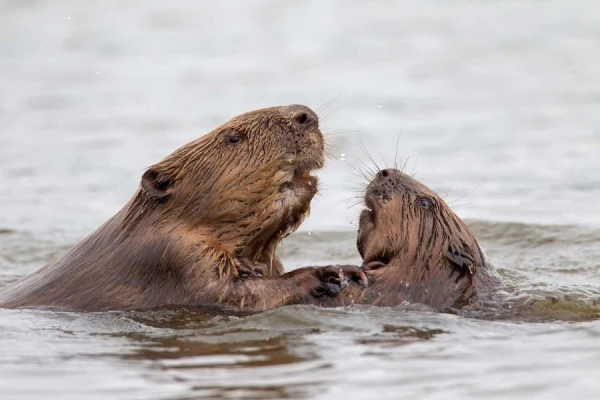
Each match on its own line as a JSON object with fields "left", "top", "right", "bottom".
{"left": 1, "top": 0, "right": 599, "bottom": 399}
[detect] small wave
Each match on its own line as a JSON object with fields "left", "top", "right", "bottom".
{"left": 467, "top": 219, "right": 600, "bottom": 247}
{"left": 456, "top": 279, "right": 600, "bottom": 323}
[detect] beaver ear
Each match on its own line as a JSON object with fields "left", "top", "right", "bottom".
{"left": 447, "top": 245, "right": 475, "bottom": 276}
{"left": 141, "top": 169, "right": 173, "bottom": 199}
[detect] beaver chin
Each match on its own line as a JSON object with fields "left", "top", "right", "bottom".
{"left": 272, "top": 161, "right": 320, "bottom": 239}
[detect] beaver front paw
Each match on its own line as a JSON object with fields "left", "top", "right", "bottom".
{"left": 308, "top": 264, "right": 369, "bottom": 297}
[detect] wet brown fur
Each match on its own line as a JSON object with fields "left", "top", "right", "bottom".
{"left": 0, "top": 105, "right": 334, "bottom": 312}
{"left": 321, "top": 169, "right": 499, "bottom": 310}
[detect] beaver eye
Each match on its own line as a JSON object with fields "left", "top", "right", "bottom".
{"left": 227, "top": 134, "right": 243, "bottom": 144}
{"left": 419, "top": 198, "right": 431, "bottom": 209}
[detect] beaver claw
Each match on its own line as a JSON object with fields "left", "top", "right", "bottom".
{"left": 314, "top": 264, "right": 369, "bottom": 296}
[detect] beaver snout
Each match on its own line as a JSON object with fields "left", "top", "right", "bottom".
{"left": 370, "top": 168, "right": 401, "bottom": 194}
{"left": 279, "top": 104, "right": 324, "bottom": 173}
{"left": 365, "top": 168, "right": 407, "bottom": 203}
{"left": 281, "top": 104, "right": 319, "bottom": 128}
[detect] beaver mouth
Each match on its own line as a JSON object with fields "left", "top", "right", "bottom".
{"left": 357, "top": 194, "right": 393, "bottom": 269}
{"left": 360, "top": 193, "right": 382, "bottom": 232}
{"left": 292, "top": 167, "right": 315, "bottom": 182}
{"left": 284, "top": 155, "right": 322, "bottom": 189}
{"left": 292, "top": 154, "right": 323, "bottom": 178}
{"left": 362, "top": 192, "right": 388, "bottom": 223}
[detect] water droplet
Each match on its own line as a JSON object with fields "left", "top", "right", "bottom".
{"left": 335, "top": 248, "right": 340, "bottom": 255}
{"left": 307, "top": 181, "right": 312, "bottom": 186}
{"left": 405, "top": 283, "right": 410, "bottom": 287}
{"left": 349, "top": 221, "right": 353, "bottom": 225}
{"left": 307, "top": 230, "right": 313, "bottom": 236}
{"left": 377, "top": 103, "right": 382, "bottom": 108}
{"left": 95, "top": 70, "right": 100, "bottom": 74}
{"left": 377, "top": 291, "right": 381, "bottom": 297}
{"left": 340, "top": 153, "right": 346, "bottom": 161}
{"left": 66, "top": 15, "right": 71, "bottom": 20}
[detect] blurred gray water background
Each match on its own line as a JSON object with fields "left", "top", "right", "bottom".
{"left": 1, "top": 1, "right": 600, "bottom": 399}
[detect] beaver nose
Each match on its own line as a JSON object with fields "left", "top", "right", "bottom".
{"left": 281, "top": 104, "right": 319, "bottom": 127}
{"left": 378, "top": 169, "right": 403, "bottom": 183}
{"left": 379, "top": 169, "right": 392, "bottom": 178}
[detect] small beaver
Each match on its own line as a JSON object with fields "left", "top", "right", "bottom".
{"left": 0, "top": 105, "right": 364, "bottom": 312}
{"left": 321, "top": 168, "right": 500, "bottom": 310}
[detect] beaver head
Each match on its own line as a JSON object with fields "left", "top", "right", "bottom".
{"left": 125, "top": 105, "right": 324, "bottom": 274}
{"left": 357, "top": 168, "right": 488, "bottom": 287}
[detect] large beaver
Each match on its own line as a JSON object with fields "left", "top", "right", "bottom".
{"left": 320, "top": 168, "right": 500, "bottom": 310}
{"left": 0, "top": 105, "right": 364, "bottom": 312}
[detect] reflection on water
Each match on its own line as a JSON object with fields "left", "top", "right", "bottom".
{"left": 1, "top": 0, "right": 600, "bottom": 399}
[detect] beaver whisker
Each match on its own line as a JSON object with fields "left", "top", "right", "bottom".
{"left": 446, "top": 179, "right": 485, "bottom": 205}
{"left": 358, "top": 140, "right": 382, "bottom": 173}
{"left": 400, "top": 156, "right": 411, "bottom": 174}
{"left": 441, "top": 180, "right": 454, "bottom": 200}
{"left": 354, "top": 154, "right": 379, "bottom": 177}
{"left": 348, "top": 162, "right": 375, "bottom": 186}
{"left": 323, "top": 140, "right": 339, "bottom": 161}
{"left": 315, "top": 95, "right": 341, "bottom": 115}
{"left": 344, "top": 199, "right": 365, "bottom": 210}
{"left": 318, "top": 105, "right": 341, "bottom": 124}
{"left": 393, "top": 133, "right": 402, "bottom": 171}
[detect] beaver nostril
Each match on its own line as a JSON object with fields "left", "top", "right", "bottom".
{"left": 282, "top": 105, "right": 318, "bottom": 127}
{"left": 294, "top": 112, "right": 309, "bottom": 125}
{"left": 380, "top": 169, "right": 390, "bottom": 178}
